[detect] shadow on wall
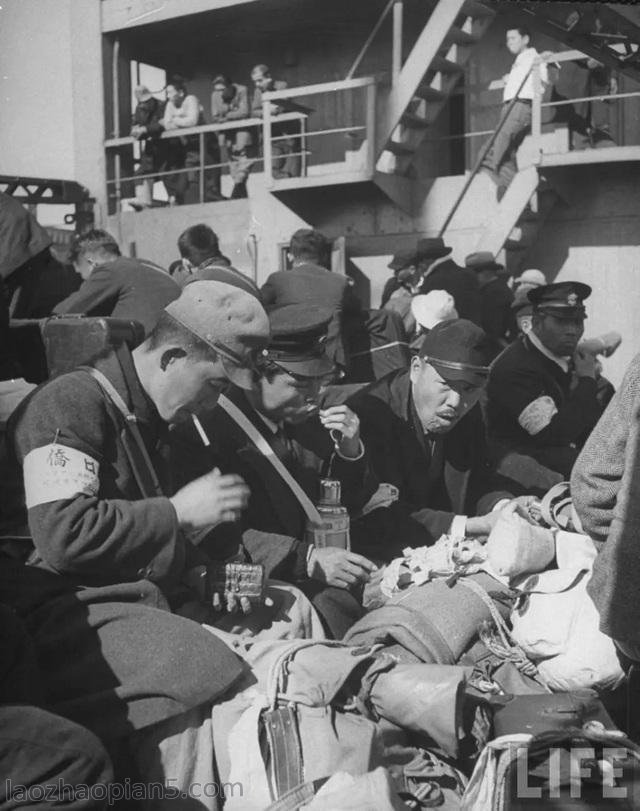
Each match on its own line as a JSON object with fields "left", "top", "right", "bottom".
{"left": 521, "top": 162, "right": 640, "bottom": 280}
{"left": 346, "top": 259, "right": 371, "bottom": 309}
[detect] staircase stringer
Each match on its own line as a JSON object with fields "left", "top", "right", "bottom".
{"left": 377, "top": 0, "right": 467, "bottom": 155}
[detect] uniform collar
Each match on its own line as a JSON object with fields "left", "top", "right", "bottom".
{"left": 527, "top": 330, "right": 570, "bottom": 373}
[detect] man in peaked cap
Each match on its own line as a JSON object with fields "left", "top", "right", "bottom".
{"left": 465, "top": 251, "right": 514, "bottom": 358}
{"left": 174, "top": 302, "right": 378, "bottom": 638}
{"left": 328, "top": 319, "right": 519, "bottom": 556}
{"left": 4, "top": 280, "right": 327, "bottom": 791}
{"left": 414, "top": 237, "right": 482, "bottom": 325}
{"left": 488, "top": 281, "right": 606, "bottom": 488}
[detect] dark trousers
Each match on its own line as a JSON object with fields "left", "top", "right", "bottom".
{"left": 0, "top": 706, "right": 113, "bottom": 810}
{"left": 482, "top": 99, "right": 532, "bottom": 192}
{"left": 162, "top": 136, "right": 222, "bottom": 204}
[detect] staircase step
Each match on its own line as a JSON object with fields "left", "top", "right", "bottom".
{"left": 504, "top": 240, "right": 528, "bottom": 252}
{"left": 461, "top": 0, "right": 496, "bottom": 18}
{"left": 414, "top": 84, "right": 447, "bottom": 102}
{"left": 443, "top": 26, "right": 478, "bottom": 47}
{"left": 385, "top": 141, "right": 416, "bottom": 157}
{"left": 401, "top": 112, "right": 431, "bottom": 129}
{"left": 517, "top": 206, "right": 540, "bottom": 224}
{"left": 430, "top": 55, "right": 464, "bottom": 74}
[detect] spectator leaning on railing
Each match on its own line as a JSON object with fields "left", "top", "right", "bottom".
{"left": 130, "top": 85, "right": 166, "bottom": 209}
{"left": 161, "top": 74, "right": 224, "bottom": 204}
{"left": 211, "top": 74, "right": 252, "bottom": 198}
{"left": 250, "top": 63, "right": 301, "bottom": 179}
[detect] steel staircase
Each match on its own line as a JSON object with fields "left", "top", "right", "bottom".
{"left": 475, "top": 167, "right": 560, "bottom": 274}
{"left": 375, "top": 0, "right": 495, "bottom": 183}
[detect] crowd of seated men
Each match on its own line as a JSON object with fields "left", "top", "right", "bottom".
{"left": 129, "top": 63, "right": 300, "bottom": 209}
{"left": 0, "top": 200, "right": 636, "bottom": 807}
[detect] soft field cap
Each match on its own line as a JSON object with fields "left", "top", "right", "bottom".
{"left": 418, "top": 318, "right": 491, "bottom": 385}
{"left": 411, "top": 290, "right": 458, "bottom": 330}
{"left": 514, "top": 269, "right": 546, "bottom": 287}
{"left": 164, "top": 280, "right": 269, "bottom": 389}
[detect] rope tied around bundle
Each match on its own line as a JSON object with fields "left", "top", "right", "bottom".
{"left": 457, "top": 577, "right": 539, "bottom": 679}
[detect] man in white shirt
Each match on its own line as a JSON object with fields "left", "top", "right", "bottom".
{"left": 162, "top": 75, "right": 223, "bottom": 204}
{"left": 481, "top": 26, "right": 548, "bottom": 198}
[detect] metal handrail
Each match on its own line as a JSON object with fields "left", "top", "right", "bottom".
{"left": 261, "top": 76, "right": 376, "bottom": 101}
{"left": 438, "top": 64, "right": 535, "bottom": 237}
{"left": 261, "top": 77, "right": 377, "bottom": 186}
{"left": 104, "top": 112, "right": 306, "bottom": 148}
{"left": 541, "top": 89, "right": 640, "bottom": 109}
{"left": 346, "top": 0, "right": 396, "bottom": 80}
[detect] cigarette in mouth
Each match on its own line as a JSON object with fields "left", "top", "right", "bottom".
{"left": 191, "top": 414, "right": 210, "bottom": 447}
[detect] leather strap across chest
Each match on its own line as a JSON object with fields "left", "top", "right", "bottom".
{"left": 81, "top": 366, "right": 164, "bottom": 499}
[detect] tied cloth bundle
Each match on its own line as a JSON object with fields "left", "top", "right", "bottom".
{"left": 379, "top": 535, "right": 487, "bottom": 600}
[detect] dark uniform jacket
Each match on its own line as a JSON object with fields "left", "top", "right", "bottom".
{"left": 132, "top": 96, "right": 165, "bottom": 175}
{"left": 53, "top": 257, "right": 180, "bottom": 336}
{"left": 479, "top": 276, "right": 514, "bottom": 358}
{"left": 336, "top": 369, "right": 512, "bottom": 550}
{"left": 487, "top": 334, "right": 603, "bottom": 478}
{"left": 417, "top": 258, "right": 482, "bottom": 325}
{"left": 261, "top": 263, "right": 360, "bottom": 368}
{"left": 174, "top": 385, "right": 377, "bottom": 582}
{"left": 3, "top": 347, "right": 244, "bottom": 741}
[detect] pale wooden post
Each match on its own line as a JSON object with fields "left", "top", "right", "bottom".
{"left": 263, "top": 100, "right": 273, "bottom": 185}
{"left": 531, "top": 56, "right": 543, "bottom": 162}
{"left": 392, "top": 0, "right": 403, "bottom": 85}
{"left": 199, "top": 132, "right": 205, "bottom": 203}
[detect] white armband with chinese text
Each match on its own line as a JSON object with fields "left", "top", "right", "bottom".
{"left": 23, "top": 444, "right": 100, "bottom": 509}
{"left": 518, "top": 396, "right": 558, "bottom": 436}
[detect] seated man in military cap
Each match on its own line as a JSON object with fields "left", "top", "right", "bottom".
{"left": 465, "top": 251, "right": 513, "bottom": 359}
{"left": 330, "top": 319, "right": 518, "bottom": 556}
{"left": 175, "top": 303, "right": 378, "bottom": 638}
{"left": 4, "top": 279, "right": 323, "bottom": 793}
{"left": 487, "top": 281, "right": 605, "bottom": 486}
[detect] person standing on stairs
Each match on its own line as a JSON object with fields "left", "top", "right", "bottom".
{"left": 481, "top": 25, "right": 549, "bottom": 200}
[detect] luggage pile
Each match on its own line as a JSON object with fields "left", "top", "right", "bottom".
{"left": 229, "top": 497, "right": 637, "bottom": 809}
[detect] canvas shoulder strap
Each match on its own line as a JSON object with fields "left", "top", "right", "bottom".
{"left": 217, "top": 393, "right": 322, "bottom": 525}
{"left": 81, "top": 366, "right": 164, "bottom": 499}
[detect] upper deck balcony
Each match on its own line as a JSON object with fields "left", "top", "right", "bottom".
{"left": 102, "top": 0, "right": 640, "bottom": 215}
